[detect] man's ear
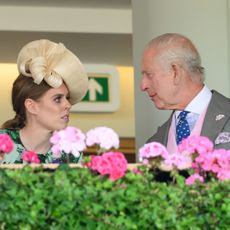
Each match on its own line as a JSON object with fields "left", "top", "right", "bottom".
{"left": 24, "top": 98, "right": 38, "bottom": 114}
{"left": 171, "top": 63, "right": 181, "bottom": 85}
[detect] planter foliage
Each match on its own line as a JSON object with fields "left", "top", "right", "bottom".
{"left": 0, "top": 165, "right": 229, "bottom": 230}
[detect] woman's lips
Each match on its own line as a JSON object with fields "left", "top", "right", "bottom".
{"left": 62, "top": 115, "right": 69, "bottom": 122}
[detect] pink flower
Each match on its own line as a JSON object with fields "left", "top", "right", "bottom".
{"left": 163, "top": 153, "right": 192, "bottom": 170}
{"left": 139, "top": 142, "right": 169, "bottom": 163}
{"left": 217, "top": 170, "right": 230, "bottom": 180}
{"left": 22, "top": 151, "right": 40, "bottom": 164}
{"left": 86, "top": 151, "right": 127, "bottom": 181}
{"left": 0, "top": 134, "right": 14, "bottom": 153}
{"left": 178, "top": 135, "right": 213, "bottom": 155}
{"left": 192, "top": 148, "right": 230, "bottom": 181}
{"left": 138, "top": 135, "right": 229, "bottom": 184}
{"left": 86, "top": 127, "right": 119, "bottom": 150}
{"left": 50, "top": 126, "right": 86, "bottom": 158}
{"left": 185, "top": 173, "right": 204, "bottom": 185}
{"left": 132, "top": 168, "right": 143, "bottom": 175}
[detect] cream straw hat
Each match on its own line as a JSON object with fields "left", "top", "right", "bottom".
{"left": 17, "top": 39, "right": 88, "bottom": 105}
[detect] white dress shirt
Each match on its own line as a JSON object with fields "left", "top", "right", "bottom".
{"left": 174, "top": 85, "right": 212, "bottom": 132}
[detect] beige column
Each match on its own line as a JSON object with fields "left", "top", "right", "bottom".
{"left": 132, "top": 0, "right": 230, "bottom": 160}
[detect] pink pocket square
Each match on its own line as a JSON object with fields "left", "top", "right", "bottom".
{"left": 215, "top": 132, "right": 230, "bottom": 145}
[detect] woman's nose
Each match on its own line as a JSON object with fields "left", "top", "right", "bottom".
{"left": 65, "top": 99, "right": 71, "bottom": 110}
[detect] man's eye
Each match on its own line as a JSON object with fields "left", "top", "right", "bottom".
{"left": 146, "top": 72, "right": 154, "bottom": 78}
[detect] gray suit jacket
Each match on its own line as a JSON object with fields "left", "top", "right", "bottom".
{"left": 147, "top": 90, "right": 230, "bottom": 149}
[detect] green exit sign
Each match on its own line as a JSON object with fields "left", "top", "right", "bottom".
{"left": 71, "top": 64, "right": 120, "bottom": 112}
{"left": 82, "top": 75, "right": 109, "bottom": 102}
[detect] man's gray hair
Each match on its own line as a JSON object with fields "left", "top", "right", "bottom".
{"left": 147, "top": 33, "right": 205, "bottom": 82}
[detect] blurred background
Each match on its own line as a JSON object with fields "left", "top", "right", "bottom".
{"left": 0, "top": 0, "right": 230, "bottom": 162}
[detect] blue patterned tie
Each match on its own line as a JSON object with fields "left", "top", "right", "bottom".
{"left": 176, "top": 111, "right": 190, "bottom": 145}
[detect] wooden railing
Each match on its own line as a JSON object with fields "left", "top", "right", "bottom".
{"left": 84, "top": 137, "right": 136, "bottom": 163}
{"left": 0, "top": 163, "right": 141, "bottom": 170}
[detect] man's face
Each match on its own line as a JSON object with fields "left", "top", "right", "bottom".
{"left": 141, "top": 48, "right": 177, "bottom": 110}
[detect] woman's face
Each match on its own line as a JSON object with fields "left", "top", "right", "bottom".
{"left": 30, "top": 83, "right": 71, "bottom": 131}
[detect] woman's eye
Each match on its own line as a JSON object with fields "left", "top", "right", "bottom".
{"left": 54, "top": 97, "right": 62, "bottom": 103}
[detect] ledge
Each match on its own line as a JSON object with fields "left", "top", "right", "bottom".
{"left": 0, "top": 6, "right": 132, "bottom": 34}
{"left": 0, "top": 163, "right": 141, "bottom": 170}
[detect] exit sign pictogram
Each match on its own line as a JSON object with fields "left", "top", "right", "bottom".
{"left": 71, "top": 64, "right": 120, "bottom": 112}
{"left": 82, "top": 75, "right": 109, "bottom": 102}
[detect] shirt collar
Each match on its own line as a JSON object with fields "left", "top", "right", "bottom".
{"left": 175, "top": 84, "right": 212, "bottom": 118}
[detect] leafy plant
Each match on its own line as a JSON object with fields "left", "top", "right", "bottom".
{"left": 0, "top": 165, "right": 229, "bottom": 229}
{"left": 0, "top": 129, "right": 230, "bottom": 228}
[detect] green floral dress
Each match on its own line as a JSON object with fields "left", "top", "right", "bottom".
{"left": 0, "top": 129, "right": 82, "bottom": 164}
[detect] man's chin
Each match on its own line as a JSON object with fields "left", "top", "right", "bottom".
{"left": 154, "top": 102, "right": 166, "bottom": 110}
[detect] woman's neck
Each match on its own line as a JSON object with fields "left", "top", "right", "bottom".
{"left": 19, "top": 126, "right": 52, "bottom": 155}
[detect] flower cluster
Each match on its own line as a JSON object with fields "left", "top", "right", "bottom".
{"left": 0, "top": 133, "right": 40, "bottom": 164}
{"left": 83, "top": 127, "right": 124, "bottom": 180}
{"left": 0, "top": 127, "right": 123, "bottom": 173}
{"left": 49, "top": 126, "right": 126, "bottom": 181}
{"left": 86, "top": 151, "right": 127, "bottom": 181}
{"left": 179, "top": 135, "right": 230, "bottom": 184}
{"left": 50, "top": 126, "right": 86, "bottom": 159}
{"left": 85, "top": 126, "right": 119, "bottom": 152}
{"left": 139, "top": 142, "right": 168, "bottom": 164}
{"left": 139, "top": 135, "right": 230, "bottom": 185}
{"left": 0, "top": 134, "right": 14, "bottom": 153}
{"left": 0, "top": 134, "right": 14, "bottom": 161}
{"left": 139, "top": 142, "right": 192, "bottom": 171}
{"left": 22, "top": 151, "right": 40, "bottom": 164}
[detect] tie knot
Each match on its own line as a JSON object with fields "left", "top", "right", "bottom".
{"left": 178, "top": 111, "right": 189, "bottom": 120}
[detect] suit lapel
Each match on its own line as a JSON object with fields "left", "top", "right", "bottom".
{"left": 201, "top": 90, "right": 230, "bottom": 142}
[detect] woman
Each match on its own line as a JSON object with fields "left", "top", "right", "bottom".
{"left": 0, "top": 39, "right": 88, "bottom": 163}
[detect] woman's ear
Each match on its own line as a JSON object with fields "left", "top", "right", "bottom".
{"left": 171, "top": 63, "right": 181, "bottom": 85}
{"left": 24, "top": 98, "right": 38, "bottom": 115}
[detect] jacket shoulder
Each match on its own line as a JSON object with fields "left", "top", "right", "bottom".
{"left": 146, "top": 118, "right": 172, "bottom": 145}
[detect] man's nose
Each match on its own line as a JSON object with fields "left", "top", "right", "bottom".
{"left": 140, "top": 79, "right": 148, "bottom": 91}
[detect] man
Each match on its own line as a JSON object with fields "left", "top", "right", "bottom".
{"left": 141, "top": 33, "right": 230, "bottom": 152}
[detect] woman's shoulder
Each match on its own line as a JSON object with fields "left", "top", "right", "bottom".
{"left": 0, "top": 128, "right": 17, "bottom": 134}
{"left": 0, "top": 128, "right": 8, "bottom": 134}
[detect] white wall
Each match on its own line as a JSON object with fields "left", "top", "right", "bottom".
{"left": 132, "top": 0, "right": 230, "bottom": 157}
{"left": 0, "top": 6, "right": 131, "bottom": 34}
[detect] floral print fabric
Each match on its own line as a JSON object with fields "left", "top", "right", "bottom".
{"left": 0, "top": 129, "right": 81, "bottom": 164}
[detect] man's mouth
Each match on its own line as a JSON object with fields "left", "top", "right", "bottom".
{"left": 150, "top": 93, "right": 157, "bottom": 101}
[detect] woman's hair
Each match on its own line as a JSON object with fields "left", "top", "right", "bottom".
{"left": 2, "top": 74, "right": 51, "bottom": 129}
{"left": 146, "top": 33, "right": 205, "bottom": 83}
